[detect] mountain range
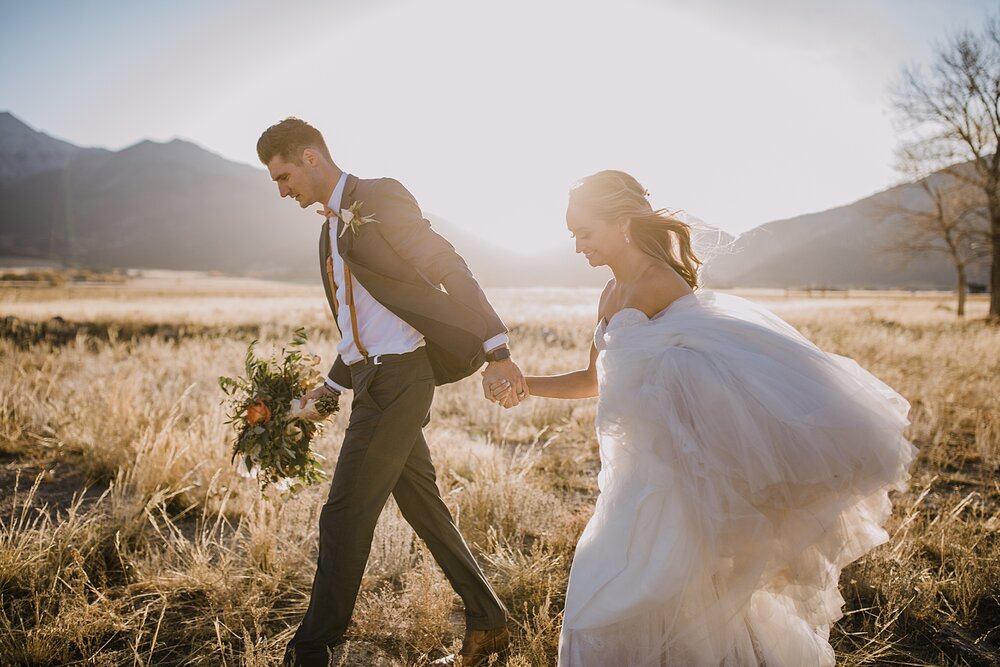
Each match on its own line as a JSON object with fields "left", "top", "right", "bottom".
{"left": 700, "top": 177, "right": 989, "bottom": 290}
{"left": 0, "top": 112, "right": 613, "bottom": 287}
{"left": 0, "top": 111, "right": 985, "bottom": 289}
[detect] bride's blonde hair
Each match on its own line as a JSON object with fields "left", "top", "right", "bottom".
{"left": 569, "top": 170, "right": 702, "bottom": 289}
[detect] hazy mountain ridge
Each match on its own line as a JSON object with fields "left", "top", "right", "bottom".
{"left": 0, "top": 111, "right": 980, "bottom": 289}
{"left": 701, "top": 178, "right": 989, "bottom": 290}
{"left": 0, "top": 112, "right": 108, "bottom": 188}
{"left": 0, "top": 129, "right": 309, "bottom": 277}
{"left": 0, "top": 112, "right": 613, "bottom": 286}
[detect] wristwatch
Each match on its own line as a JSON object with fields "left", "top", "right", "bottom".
{"left": 485, "top": 346, "right": 511, "bottom": 363}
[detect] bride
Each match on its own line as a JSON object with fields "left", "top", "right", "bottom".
{"left": 489, "top": 171, "right": 916, "bottom": 666}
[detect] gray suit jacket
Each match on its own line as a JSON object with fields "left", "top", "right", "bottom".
{"left": 319, "top": 174, "right": 506, "bottom": 388}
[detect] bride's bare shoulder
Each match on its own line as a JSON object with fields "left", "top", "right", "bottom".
{"left": 597, "top": 278, "right": 616, "bottom": 323}
{"left": 634, "top": 265, "right": 693, "bottom": 317}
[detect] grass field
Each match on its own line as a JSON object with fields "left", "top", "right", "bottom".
{"left": 1, "top": 274, "right": 998, "bottom": 666}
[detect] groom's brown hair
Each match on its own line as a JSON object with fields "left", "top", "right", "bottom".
{"left": 256, "top": 117, "right": 333, "bottom": 165}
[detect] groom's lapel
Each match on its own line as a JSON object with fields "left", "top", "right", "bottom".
{"left": 336, "top": 174, "right": 361, "bottom": 256}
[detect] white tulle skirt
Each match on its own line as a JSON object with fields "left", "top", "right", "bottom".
{"left": 558, "top": 291, "right": 915, "bottom": 667}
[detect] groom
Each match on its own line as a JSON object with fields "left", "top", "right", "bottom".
{"left": 257, "top": 118, "right": 526, "bottom": 667}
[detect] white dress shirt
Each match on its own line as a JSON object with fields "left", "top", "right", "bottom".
{"left": 324, "top": 172, "right": 507, "bottom": 393}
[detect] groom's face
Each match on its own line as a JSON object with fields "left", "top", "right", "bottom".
{"left": 266, "top": 152, "right": 321, "bottom": 208}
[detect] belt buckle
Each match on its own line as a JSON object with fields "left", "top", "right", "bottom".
{"left": 371, "top": 354, "right": 383, "bottom": 366}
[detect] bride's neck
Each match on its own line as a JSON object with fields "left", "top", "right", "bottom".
{"left": 608, "top": 247, "right": 656, "bottom": 285}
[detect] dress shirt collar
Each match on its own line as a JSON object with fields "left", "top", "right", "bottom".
{"left": 327, "top": 171, "right": 349, "bottom": 216}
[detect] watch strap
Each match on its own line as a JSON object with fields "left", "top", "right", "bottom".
{"left": 486, "top": 346, "right": 511, "bottom": 362}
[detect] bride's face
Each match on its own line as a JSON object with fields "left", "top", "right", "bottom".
{"left": 567, "top": 202, "right": 626, "bottom": 267}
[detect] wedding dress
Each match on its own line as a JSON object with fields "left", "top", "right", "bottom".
{"left": 558, "top": 291, "right": 915, "bottom": 667}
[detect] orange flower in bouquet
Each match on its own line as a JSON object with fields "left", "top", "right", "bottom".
{"left": 246, "top": 400, "right": 271, "bottom": 425}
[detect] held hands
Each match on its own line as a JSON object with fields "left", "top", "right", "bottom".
{"left": 481, "top": 357, "right": 529, "bottom": 409}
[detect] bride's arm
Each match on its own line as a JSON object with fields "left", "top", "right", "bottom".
{"left": 523, "top": 341, "right": 599, "bottom": 399}
{"left": 490, "top": 282, "right": 609, "bottom": 402}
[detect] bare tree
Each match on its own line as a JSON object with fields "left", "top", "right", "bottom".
{"left": 891, "top": 16, "right": 1000, "bottom": 320}
{"left": 884, "top": 169, "right": 989, "bottom": 316}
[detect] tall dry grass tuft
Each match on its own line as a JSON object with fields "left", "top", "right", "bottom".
{"left": 0, "top": 473, "right": 129, "bottom": 664}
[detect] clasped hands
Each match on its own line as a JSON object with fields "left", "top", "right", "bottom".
{"left": 481, "top": 358, "right": 529, "bottom": 409}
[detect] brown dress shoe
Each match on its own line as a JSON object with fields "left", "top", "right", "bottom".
{"left": 459, "top": 626, "right": 510, "bottom": 666}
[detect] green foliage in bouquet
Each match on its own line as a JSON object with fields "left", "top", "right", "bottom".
{"left": 218, "top": 328, "right": 338, "bottom": 495}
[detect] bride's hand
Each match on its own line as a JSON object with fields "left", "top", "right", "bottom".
{"left": 490, "top": 380, "right": 509, "bottom": 402}
{"left": 316, "top": 206, "right": 336, "bottom": 219}
{"left": 488, "top": 379, "right": 526, "bottom": 407}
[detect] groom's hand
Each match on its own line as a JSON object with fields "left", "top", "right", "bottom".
{"left": 299, "top": 383, "right": 339, "bottom": 420}
{"left": 482, "top": 357, "right": 527, "bottom": 408}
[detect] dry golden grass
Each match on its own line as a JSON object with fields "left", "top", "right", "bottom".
{"left": 0, "top": 277, "right": 997, "bottom": 666}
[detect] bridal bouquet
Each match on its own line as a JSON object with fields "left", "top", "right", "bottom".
{"left": 218, "top": 328, "right": 339, "bottom": 495}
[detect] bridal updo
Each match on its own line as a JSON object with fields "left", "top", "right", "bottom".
{"left": 569, "top": 170, "right": 702, "bottom": 289}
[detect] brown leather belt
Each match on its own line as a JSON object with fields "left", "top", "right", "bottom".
{"left": 349, "top": 347, "right": 426, "bottom": 367}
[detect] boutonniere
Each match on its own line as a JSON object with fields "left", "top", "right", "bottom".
{"left": 338, "top": 200, "right": 378, "bottom": 238}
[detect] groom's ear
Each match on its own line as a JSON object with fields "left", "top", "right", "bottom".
{"left": 302, "top": 147, "right": 320, "bottom": 167}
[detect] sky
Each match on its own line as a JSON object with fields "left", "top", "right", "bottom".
{"left": 0, "top": 0, "right": 995, "bottom": 254}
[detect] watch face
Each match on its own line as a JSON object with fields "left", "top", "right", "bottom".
{"left": 490, "top": 348, "right": 511, "bottom": 361}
